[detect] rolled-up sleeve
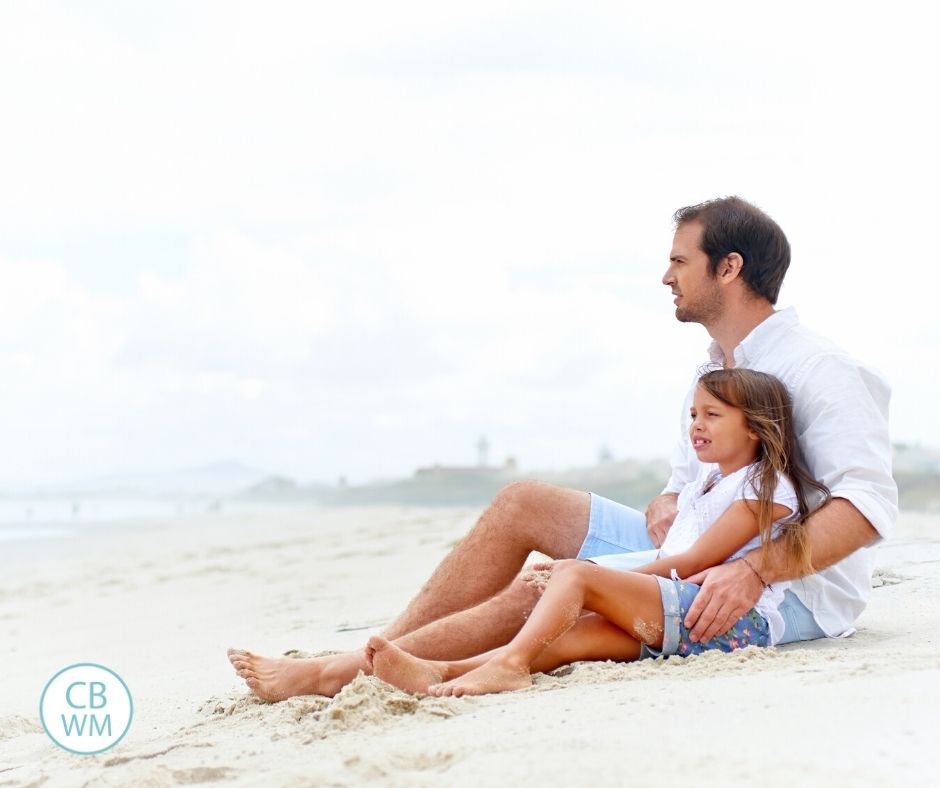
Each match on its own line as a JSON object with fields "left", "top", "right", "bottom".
{"left": 792, "top": 353, "right": 898, "bottom": 539}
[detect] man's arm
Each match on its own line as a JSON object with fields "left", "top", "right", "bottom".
{"left": 758, "top": 497, "right": 878, "bottom": 582}
{"left": 683, "top": 497, "right": 878, "bottom": 642}
{"left": 645, "top": 492, "right": 678, "bottom": 548}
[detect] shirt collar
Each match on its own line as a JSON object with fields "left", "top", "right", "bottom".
{"left": 707, "top": 306, "right": 799, "bottom": 367}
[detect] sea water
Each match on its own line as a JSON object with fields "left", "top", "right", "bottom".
{"left": 0, "top": 498, "right": 317, "bottom": 567}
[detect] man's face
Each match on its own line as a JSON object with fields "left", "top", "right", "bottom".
{"left": 662, "top": 220, "right": 723, "bottom": 325}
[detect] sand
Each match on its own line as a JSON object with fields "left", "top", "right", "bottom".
{"left": 1, "top": 505, "right": 938, "bottom": 786}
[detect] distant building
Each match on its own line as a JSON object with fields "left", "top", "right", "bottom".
{"left": 414, "top": 457, "right": 519, "bottom": 481}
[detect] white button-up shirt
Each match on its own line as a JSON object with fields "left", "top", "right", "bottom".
{"left": 664, "top": 307, "right": 898, "bottom": 636}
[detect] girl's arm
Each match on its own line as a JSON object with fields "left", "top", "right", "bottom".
{"left": 631, "top": 500, "right": 793, "bottom": 579}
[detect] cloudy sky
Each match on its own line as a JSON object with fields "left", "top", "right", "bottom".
{"left": 1, "top": 1, "right": 937, "bottom": 487}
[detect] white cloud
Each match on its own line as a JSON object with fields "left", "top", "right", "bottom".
{"left": 0, "top": 1, "right": 937, "bottom": 485}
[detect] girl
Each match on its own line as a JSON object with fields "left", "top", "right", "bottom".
{"left": 365, "top": 368, "right": 830, "bottom": 697}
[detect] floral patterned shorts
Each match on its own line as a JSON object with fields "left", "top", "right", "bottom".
{"left": 643, "top": 576, "right": 771, "bottom": 658}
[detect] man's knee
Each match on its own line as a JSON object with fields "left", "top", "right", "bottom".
{"left": 483, "top": 481, "right": 589, "bottom": 559}
{"left": 477, "top": 481, "right": 547, "bottom": 544}
{"left": 490, "top": 480, "right": 544, "bottom": 518}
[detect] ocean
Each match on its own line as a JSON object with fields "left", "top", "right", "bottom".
{"left": 0, "top": 498, "right": 317, "bottom": 567}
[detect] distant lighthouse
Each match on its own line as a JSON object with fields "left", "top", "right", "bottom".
{"left": 476, "top": 435, "right": 490, "bottom": 468}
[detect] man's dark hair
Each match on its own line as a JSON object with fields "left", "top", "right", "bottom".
{"left": 673, "top": 196, "right": 791, "bottom": 304}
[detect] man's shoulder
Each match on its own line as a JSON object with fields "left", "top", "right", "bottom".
{"left": 754, "top": 314, "right": 880, "bottom": 385}
{"left": 778, "top": 316, "right": 847, "bottom": 358}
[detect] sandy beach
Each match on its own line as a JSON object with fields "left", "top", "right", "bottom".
{"left": 1, "top": 504, "right": 938, "bottom": 786}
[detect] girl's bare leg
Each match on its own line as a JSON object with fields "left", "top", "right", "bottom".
{"left": 430, "top": 562, "right": 664, "bottom": 696}
{"left": 368, "top": 612, "right": 644, "bottom": 695}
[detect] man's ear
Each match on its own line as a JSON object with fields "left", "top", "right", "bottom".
{"left": 719, "top": 252, "right": 744, "bottom": 282}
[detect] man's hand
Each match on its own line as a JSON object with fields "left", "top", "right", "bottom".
{"left": 645, "top": 493, "right": 679, "bottom": 548}
{"left": 683, "top": 560, "right": 763, "bottom": 642}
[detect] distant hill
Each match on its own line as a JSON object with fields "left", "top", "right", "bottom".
{"left": 240, "top": 459, "right": 673, "bottom": 509}
{"left": 34, "top": 461, "right": 272, "bottom": 498}
{"left": 238, "top": 453, "right": 940, "bottom": 512}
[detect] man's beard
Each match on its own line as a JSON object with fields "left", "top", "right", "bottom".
{"left": 675, "top": 284, "right": 723, "bottom": 325}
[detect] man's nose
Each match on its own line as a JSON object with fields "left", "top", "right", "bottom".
{"left": 662, "top": 267, "right": 674, "bottom": 286}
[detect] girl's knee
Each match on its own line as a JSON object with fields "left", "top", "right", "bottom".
{"left": 549, "top": 559, "right": 583, "bottom": 576}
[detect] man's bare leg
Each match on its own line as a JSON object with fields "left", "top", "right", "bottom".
{"left": 227, "top": 648, "right": 363, "bottom": 701}
{"left": 382, "top": 482, "right": 591, "bottom": 640}
{"left": 228, "top": 482, "right": 590, "bottom": 700}
{"left": 228, "top": 570, "right": 544, "bottom": 699}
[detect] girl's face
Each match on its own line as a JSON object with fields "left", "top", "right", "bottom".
{"left": 689, "top": 385, "right": 760, "bottom": 473}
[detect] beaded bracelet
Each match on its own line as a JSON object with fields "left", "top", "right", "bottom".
{"left": 741, "top": 555, "right": 772, "bottom": 590}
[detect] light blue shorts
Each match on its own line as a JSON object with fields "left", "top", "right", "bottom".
{"left": 578, "top": 492, "right": 826, "bottom": 645}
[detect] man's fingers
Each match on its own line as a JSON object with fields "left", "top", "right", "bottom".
{"left": 685, "top": 568, "right": 709, "bottom": 585}
{"left": 692, "top": 605, "right": 745, "bottom": 643}
{"left": 691, "top": 609, "right": 729, "bottom": 643}
{"left": 688, "top": 604, "right": 727, "bottom": 643}
{"left": 683, "top": 591, "right": 718, "bottom": 640}
{"left": 646, "top": 525, "right": 665, "bottom": 548}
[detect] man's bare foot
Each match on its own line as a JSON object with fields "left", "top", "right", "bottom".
{"left": 428, "top": 657, "right": 531, "bottom": 697}
{"left": 366, "top": 636, "right": 446, "bottom": 695}
{"left": 227, "top": 648, "right": 366, "bottom": 701}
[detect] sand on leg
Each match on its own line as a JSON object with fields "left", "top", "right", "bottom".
{"left": 429, "top": 563, "right": 663, "bottom": 696}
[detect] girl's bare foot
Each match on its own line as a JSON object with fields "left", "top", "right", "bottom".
{"left": 428, "top": 657, "right": 531, "bottom": 697}
{"left": 366, "top": 636, "right": 446, "bottom": 695}
{"left": 226, "top": 648, "right": 365, "bottom": 701}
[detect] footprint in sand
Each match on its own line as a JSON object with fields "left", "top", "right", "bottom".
{"left": 871, "top": 568, "right": 909, "bottom": 587}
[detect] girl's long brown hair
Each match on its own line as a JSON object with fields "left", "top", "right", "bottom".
{"left": 697, "top": 368, "right": 830, "bottom": 575}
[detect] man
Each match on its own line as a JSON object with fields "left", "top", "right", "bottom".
{"left": 229, "top": 196, "right": 897, "bottom": 700}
